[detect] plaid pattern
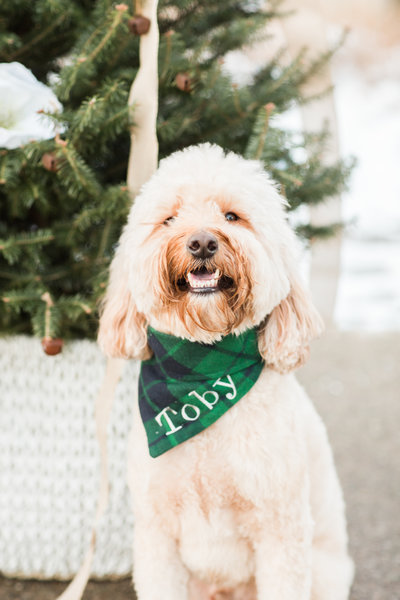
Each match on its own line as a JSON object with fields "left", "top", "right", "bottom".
{"left": 139, "top": 327, "right": 264, "bottom": 458}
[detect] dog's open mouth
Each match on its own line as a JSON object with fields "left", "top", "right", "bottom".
{"left": 177, "top": 266, "right": 233, "bottom": 294}
{"left": 188, "top": 267, "right": 220, "bottom": 293}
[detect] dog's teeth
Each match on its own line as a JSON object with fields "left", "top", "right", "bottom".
{"left": 187, "top": 271, "right": 220, "bottom": 290}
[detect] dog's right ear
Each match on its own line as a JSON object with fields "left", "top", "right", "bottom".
{"left": 258, "top": 276, "right": 324, "bottom": 374}
{"left": 98, "top": 244, "right": 150, "bottom": 360}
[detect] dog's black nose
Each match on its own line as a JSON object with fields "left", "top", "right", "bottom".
{"left": 187, "top": 230, "right": 218, "bottom": 258}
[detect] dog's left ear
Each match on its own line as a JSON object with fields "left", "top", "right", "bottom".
{"left": 258, "top": 277, "right": 324, "bottom": 374}
{"left": 97, "top": 233, "right": 151, "bottom": 360}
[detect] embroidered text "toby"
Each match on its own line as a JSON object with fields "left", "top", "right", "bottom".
{"left": 154, "top": 375, "right": 237, "bottom": 436}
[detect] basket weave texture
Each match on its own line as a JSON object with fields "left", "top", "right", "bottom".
{"left": 0, "top": 336, "right": 137, "bottom": 579}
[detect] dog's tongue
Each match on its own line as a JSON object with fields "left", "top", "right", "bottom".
{"left": 191, "top": 269, "right": 218, "bottom": 281}
{"left": 188, "top": 268, "right": 220, "bottom": 290}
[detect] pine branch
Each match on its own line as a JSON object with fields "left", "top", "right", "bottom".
{"left": 2, "top": 288, "right": 44, "bottom": 307}
{"left": 296, "top": 222, "right": 343, "bottom": 241}
{"left": 55, "top": 139, "right": 102, "bottom": 199}
{"left": 0, "top": 231, "right": 54, "bottom": 265}
{"left": 86, "top": 6, "right": 129, "bottom": 64}
{"left": 57, "top": 3, "right": 131, "bottom": 101}
{"left": 245, "top": 103, "right": 275, "bottom": 160}
{"left": 0, "top": 0, "right": 353, "bottom": 341}
{"left": 6, "top": 14, "right": 66, "bottom": 60}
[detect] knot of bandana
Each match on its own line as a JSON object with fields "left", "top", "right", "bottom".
{"left": 139, "top": 327, "right": 264, "bottom": 458}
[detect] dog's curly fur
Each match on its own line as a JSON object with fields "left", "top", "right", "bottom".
{"left": 98, "top": 144, "right": 354, "bottom": 600}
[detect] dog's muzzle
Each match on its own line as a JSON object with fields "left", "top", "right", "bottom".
{"left": 186, "top": 230, "right": 218, "bottom": 259}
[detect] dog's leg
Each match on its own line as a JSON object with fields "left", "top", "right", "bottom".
{"left": 311, "top": 546, "right": 354, "bottom": 600}
{"left": 254, "top": 509, "right": 313, "bottom": 600}
{"left": 309, "top": 478, "right": 354, "bottom": 600}
{"left": 133, "top": 520, "right": 189, "bottom": 600}
{"left": 309, "top": 472, "right": 354, "bottom": 600}
{"left": 303, "top": 400, "right": 354, "bottom": 600}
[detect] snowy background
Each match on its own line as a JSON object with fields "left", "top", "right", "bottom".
{"left": 332, "top": 53, "right": 400, "bottom": 331}
{"left": 227, "top": 31, "right": 400, "bottom": 333}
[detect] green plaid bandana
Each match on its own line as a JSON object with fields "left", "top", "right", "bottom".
{"left": 139, "top": 326, "right": 264, "bottom": 458}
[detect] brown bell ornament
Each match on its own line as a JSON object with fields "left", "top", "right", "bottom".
{"left": 41, "top": 152, "right": 59, "bottom": 172}
{"left": 128, "top": 15, "right": 151, "bottom": 35}
{"left": 41, "top": 337, "right": 63, "bottom": 356}
{"left": 175, "top": 73, "right": 192, "bottom": 92}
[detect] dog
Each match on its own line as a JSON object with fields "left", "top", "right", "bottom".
{"left": 98, "top": 144, "right": 354, "bottom": 600}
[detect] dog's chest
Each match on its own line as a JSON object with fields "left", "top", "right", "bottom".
{"left": 131, "top": 370, "right": 307, "bottom": 584}
{"left": 158, "top": 452, "right": 254, "bottom": 512}
{"left": 152, "top": 454, "right": 257, "bottom": 585}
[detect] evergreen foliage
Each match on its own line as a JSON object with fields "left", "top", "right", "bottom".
{"left": 0, "top": 0, "right": 351, "bottom": 343}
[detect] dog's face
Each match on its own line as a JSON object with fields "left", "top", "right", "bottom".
{"left": 130, "top": 179, "right": 291, "bottom": 342}
{"left": 99, "top": 145, "right": 323, "bottom": 372}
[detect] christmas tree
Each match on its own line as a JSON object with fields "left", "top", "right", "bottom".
{"left": 0, "top": 0, "right": 351, "bottom": 349}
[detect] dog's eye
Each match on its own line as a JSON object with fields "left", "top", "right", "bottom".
{"left": 163, "top": 216, "right": 175, "bottom": 225}
{"left": 225, "top": 212, "right": 239, "bottom": 222}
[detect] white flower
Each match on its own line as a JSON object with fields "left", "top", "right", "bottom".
{"left": 0, "top": 62, "right": 62, "bottom": 149}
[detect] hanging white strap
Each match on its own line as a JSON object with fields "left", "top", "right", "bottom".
{"left": 56, "top": 357, "right": 125, "bottom": 600}
{"left": 127, "top": 0, "right": 159, "bottom": 194}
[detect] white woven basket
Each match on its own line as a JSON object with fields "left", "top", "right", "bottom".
{"left": 0, "top": 335, "right": 137, "bottom": 580}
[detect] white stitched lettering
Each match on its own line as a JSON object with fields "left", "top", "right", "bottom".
{"left": 155, "top": 407, "right": 183, "bottom": 436}
{"left": 181, "top": 403, "right": 201, "bottom": 421}
{"left": 188, "top": 389, "right": 219, "bottom": 410}
{"left": 154, "top": 374, "right": 238, "bottom": 439}
{"left": 213, "top": 374, "right": 237, "bottom": 400}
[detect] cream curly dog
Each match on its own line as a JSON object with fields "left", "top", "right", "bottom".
{"left": 98, "top": 144, "right": 354, "bottom": 600}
